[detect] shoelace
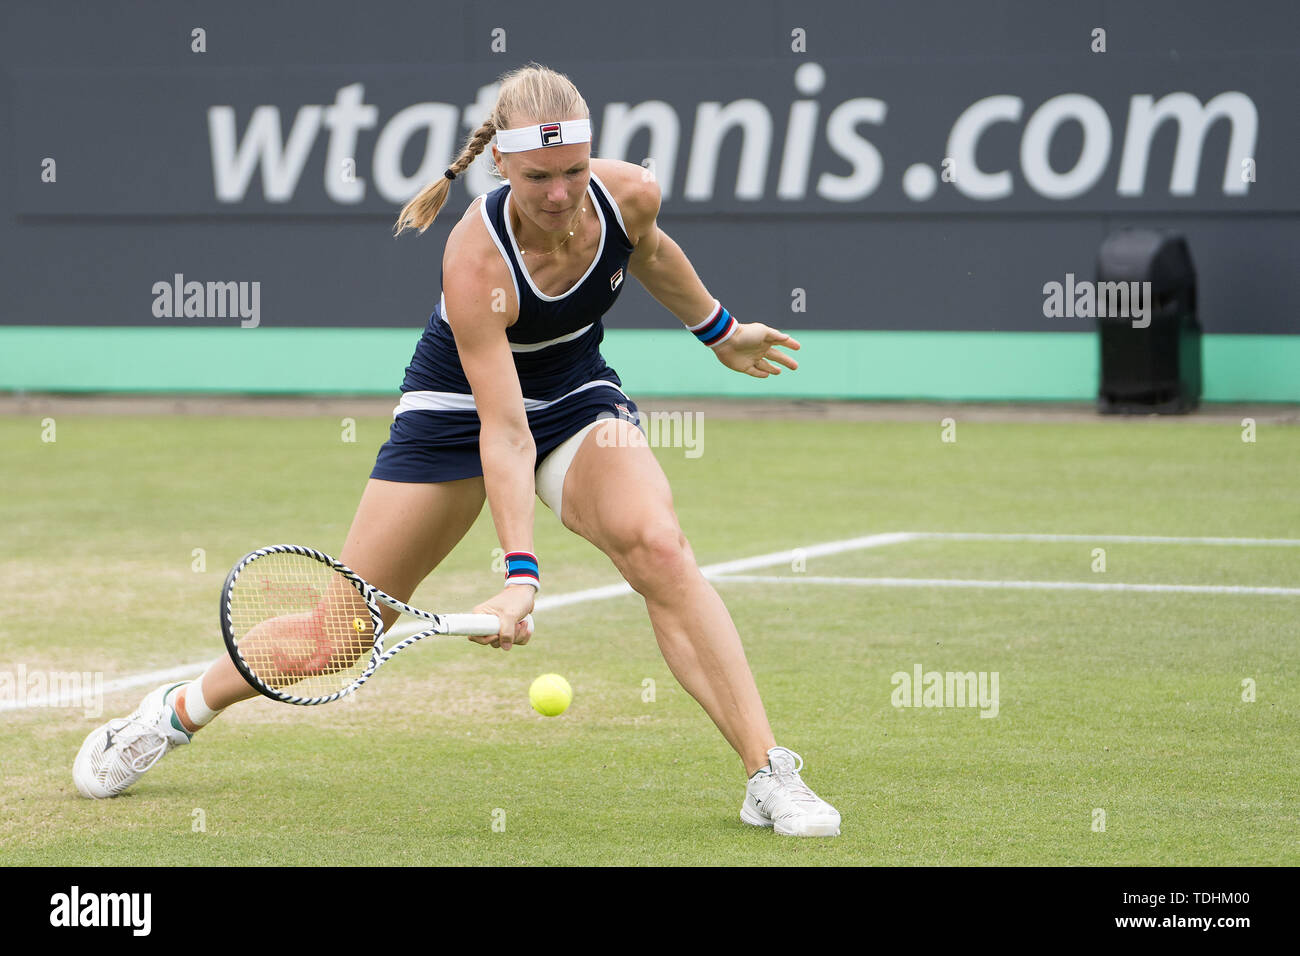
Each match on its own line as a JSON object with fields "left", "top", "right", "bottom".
{"left": 766, "top": 748, "right": 822, "bottom": 807}
{"left": 108, "top": 716, "right": 171, "bottom": 773}
{"left": 769, "top": 747, "right": 804, "bottom": 774}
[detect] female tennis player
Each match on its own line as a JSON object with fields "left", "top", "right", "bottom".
{"left": 74, "top": 64, "right": 840, "bottom": 837}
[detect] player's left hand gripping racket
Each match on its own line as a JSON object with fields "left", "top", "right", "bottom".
{"left": 221, "top": 545, "right": 533, "bottom": 705}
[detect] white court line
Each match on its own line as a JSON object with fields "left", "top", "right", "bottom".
{"left": 2, "top": 532, "right": 912, "bottom": 712}
{"left": 908, "top": 532, "right": 1300, "bottom": 547}
{"left": 0, "top": 662, "right": 213, "bottom": 713}
{"left": 393, "top": 532, "right": 917, "bottom": 625}
{"left": 11, "top": 529, "right": 1294, "bottom": 710}
{"left": 711, "top": 575, "right": 1300, "bottom": 597}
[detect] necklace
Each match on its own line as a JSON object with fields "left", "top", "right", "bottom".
{"left": 517, "top": 205, "right": 587, "bottom": 257}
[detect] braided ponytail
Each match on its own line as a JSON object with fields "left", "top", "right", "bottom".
{"left": 392, "top": 62, "right": 590, "bottom": 238}
{"left": 392, "top": 120, "right": 496, "bottom": 237}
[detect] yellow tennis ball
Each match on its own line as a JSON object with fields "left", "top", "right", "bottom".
{"left": 529, "top": 674, "right": 572, "bottom": 717}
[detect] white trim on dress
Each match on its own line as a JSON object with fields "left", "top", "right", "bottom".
{"left": 588, "top": 170, "right": 632, "bottom": 247}
{"left": 394, "top": 378, "right": 628, "bottom": 417}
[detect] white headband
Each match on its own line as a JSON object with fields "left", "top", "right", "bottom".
{"left": 494, "top": 118, "right": 592, "bottom": 153}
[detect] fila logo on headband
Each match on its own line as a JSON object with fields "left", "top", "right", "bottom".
{"left": 495, "top": 118, "right": 592, "bottom": 153}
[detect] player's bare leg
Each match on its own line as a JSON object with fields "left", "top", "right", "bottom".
{"left": 559, "top": 418, "right": 776, "bottom": 773}
{"left": 558, "top": 417, "right": 839, "bottom": 835}
{"left": 74, "top": 476, "right": 486, "bottom": 798}
{"left": 187, "top": 476, "right": 488, "bottom": 720}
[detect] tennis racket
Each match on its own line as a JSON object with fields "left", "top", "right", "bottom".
{"left": 221, "top": 544, "right": 534, "bottom": 706}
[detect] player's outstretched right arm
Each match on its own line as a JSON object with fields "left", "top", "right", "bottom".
{"left": 442, "top": 236, "right": 536, "bottom": 649}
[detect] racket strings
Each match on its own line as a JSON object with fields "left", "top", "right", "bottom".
{"left": 226, "top": 553, "right": 376, "bottom": 699}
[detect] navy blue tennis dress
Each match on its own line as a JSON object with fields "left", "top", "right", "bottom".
{"left": 371, "top": 170, "right": 640, "bottom": 483}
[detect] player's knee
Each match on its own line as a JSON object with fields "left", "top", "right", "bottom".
{"left": 607, "top": 520, "right": 694, "bottom": 595}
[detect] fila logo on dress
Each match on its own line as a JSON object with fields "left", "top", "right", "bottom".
{"left": 610, "top": 268, "right": 624, "bottom": 290}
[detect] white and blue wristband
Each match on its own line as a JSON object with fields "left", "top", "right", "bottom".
{"left": 687, "top": 299, "right": 739, "bottom": 348}
{"left": 504, "top": 551, "right": 540, "bottom": 591}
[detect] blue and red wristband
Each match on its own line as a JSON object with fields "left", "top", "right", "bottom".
{"left": 504, "top": 551, "right": 540, "bottom": 591}
{"left": 687, "top": 300, "right": 739, "bottom": 348}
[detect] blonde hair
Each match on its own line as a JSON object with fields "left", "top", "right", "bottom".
{"left": 393, "top": 62, "right": 590, "bottom": 237}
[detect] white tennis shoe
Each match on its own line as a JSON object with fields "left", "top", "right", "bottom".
{"left": 73, "top": 682, "right": 192, "bottom": 799}
{"left": 741, "top": 746, "right": 841, "bottom": 837}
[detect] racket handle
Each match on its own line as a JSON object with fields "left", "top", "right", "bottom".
{"left": 443, "top": 613, "right": 536, "bottom": 638}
